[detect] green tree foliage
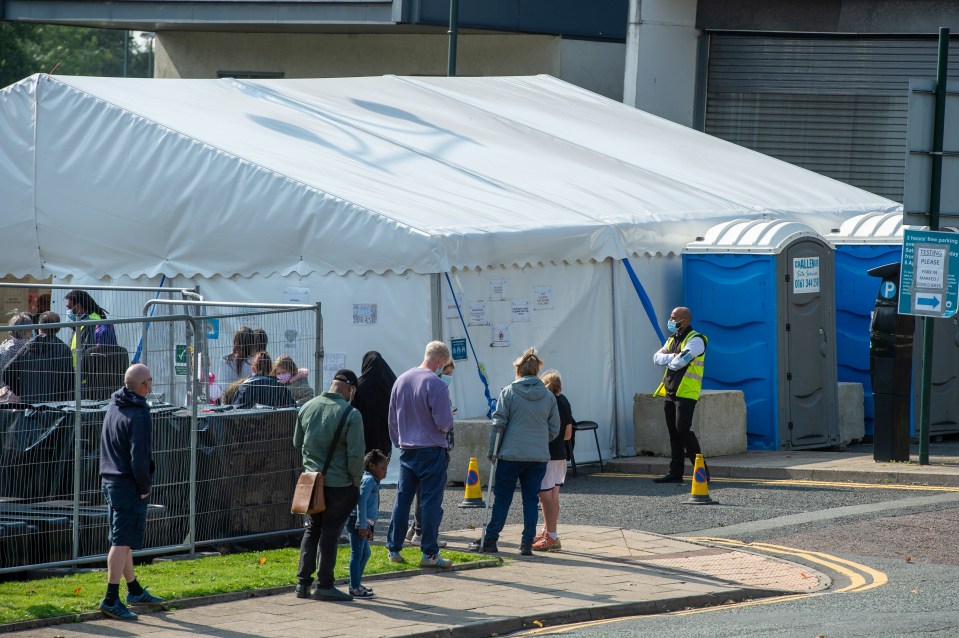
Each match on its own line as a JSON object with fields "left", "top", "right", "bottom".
{"left": 0, "top": 22, "right": 39, "bottom": 87}
{"left": 0, "top": 23, "right": 150, "bottom": 88}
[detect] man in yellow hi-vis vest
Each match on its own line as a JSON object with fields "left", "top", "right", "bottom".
{"left": 652, "top": 306, "right": 708, "bottom": 484}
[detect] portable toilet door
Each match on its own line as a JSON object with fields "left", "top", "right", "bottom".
{"left": 781, "top": 233, "right": 841, "bottom": 448}
{"left": 826, "top": 212, "right": 904, "bottom": 439}
{"left": 685, "top": 218, "right": 840, "bottom": 450}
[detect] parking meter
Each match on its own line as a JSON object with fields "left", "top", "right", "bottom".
{"left": 867, "top": 262, "right": 914, "bottom": 462}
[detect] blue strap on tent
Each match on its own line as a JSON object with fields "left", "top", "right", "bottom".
{"left": 622, "top": 258, "right": 666, "bottom": 344}
{"left": 444, "top": 272, "right": 496, "bottom": 419}
{"left": 132, "top": 274, "right": 167, "bottom": 364}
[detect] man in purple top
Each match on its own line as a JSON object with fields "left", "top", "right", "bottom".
{"left": 386, "top": 341, "right": 454, "bottom": 569}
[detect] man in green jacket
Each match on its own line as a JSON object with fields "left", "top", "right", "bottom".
{"left": 293, "top": 369, "right": 366, "bottom": 601}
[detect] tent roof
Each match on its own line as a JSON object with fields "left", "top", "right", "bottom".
{"left": 0, "top": 73, "right": 900, "bottom": 279}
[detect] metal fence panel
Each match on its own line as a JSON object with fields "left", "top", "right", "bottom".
{"left": 0, "top": 297, "right": 322, "bottom": 572}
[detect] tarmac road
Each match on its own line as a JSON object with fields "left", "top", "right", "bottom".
{"left": 472, "top": 473, "right": 959, "bottom": 638}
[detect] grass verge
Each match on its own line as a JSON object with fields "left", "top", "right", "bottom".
{"left": 0, "top": 545, "right": 488, "bottom": 625}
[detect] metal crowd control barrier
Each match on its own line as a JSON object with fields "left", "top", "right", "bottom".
{"left": 0, "top": 315, "right": 198, "bottom": 572}
{"left": 0, "top": 299, "right": 324, "bottom": 573}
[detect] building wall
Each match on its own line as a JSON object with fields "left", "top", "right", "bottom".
{"left": 559, "top": 39, "right": 626, "bottom": 101}
{"left": 697, "top": 0, "right": 959, "bottom": 33}
{"left": 156, "top": 32, "right": 625, "bottom": 99}
{"left": 622, "top": 0, "right": 699, "bottom": 126}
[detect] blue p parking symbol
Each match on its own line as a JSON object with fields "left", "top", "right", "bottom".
{"left": 880, "top": 280, "right": 897, "bottom": 300}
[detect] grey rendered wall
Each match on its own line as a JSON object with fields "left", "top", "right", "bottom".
{"left": 155, "top": 32, "right": 626, "bottom": 101}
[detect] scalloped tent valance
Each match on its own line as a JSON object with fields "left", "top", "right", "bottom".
{"left": 0, "top": 73, "right": 900, "bottom": 280}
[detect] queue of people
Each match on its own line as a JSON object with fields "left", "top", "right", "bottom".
{"left": 0, "top": 291, "right": 128, "bottom": 403}
{"left": 1, "top": 297, "right": 596, "bottom": 614}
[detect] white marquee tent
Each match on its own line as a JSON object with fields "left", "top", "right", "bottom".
{"left": 0, "top": 73, "right": 900, "bottom": 460}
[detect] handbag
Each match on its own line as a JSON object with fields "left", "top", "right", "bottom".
{"left": 291, "top": 404, "right": 353, "bottom": 515}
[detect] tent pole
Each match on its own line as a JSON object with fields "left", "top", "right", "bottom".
{"left": 430, "top": 274, "right": 444, "bottom": 341}
{"left": 609, "top": 258, "right": 620, "bottom": 459}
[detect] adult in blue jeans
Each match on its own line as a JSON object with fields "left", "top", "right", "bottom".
{"left": 386, "top": 341, "right": 454, "bottom": 568}
{"left": 470, "top": 348, "right": 559, "bottom": 556}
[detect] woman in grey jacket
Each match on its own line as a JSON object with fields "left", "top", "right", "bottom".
{"left": 470, "top": 348, "right": 560, "bottom": 556}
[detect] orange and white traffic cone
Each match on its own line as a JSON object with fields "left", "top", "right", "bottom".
{"left": 684, "top": 454, "right": 717, "bottom": 505}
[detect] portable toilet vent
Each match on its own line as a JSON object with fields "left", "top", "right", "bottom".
{"left": 684, "top": 219, "right": 840, "bottom": 450}
{"left": 826, "top": 212, "right": 904, "bottom": 439}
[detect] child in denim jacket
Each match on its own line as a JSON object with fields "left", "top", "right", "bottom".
{"left": 348, "top": 449, "right": 389, "bottom": 598}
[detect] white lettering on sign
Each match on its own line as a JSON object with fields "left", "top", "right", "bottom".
{"left": 915, "top": 246, "right": 947, "bottom": 289}
{"left": 793, "top": 256, "right": 821, "bottom": 294}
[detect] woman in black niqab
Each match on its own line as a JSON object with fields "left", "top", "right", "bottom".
{"left": 353, "top": 351, "right": 397, "bottom": 456}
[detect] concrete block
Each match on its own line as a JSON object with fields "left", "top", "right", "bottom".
{"left": 838, "top": 382, "right": 865, "bottom": 445}
{"left": 448, "top": 417, "right": 493, "bottom": 487}
{"left": 633, "top": 390, "right": 746, "bottom": 458}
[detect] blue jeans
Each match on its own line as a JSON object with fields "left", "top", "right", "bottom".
{"left": 387, "top": 447, "right": 448, "bottom": 556}
{"left": 484, "top": 460, "right": 547, "bottom": 545}
{"left": 346, "top": 514, "right": 371, "bottom": 589}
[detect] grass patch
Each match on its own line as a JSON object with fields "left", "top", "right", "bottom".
{"left": 0, "top": 546, "right": 488, "bottom": 625}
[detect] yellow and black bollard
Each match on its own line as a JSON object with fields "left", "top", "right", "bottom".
{"left": 458, "top": 457, "right": 486, "bottom": 508}
{"left": 684, "top": 454, "right": 717, "bottom": 505}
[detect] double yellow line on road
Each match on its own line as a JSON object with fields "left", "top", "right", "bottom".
{"left": 593, "top": 472, "right": 959, "bottom": 492}
{"left": 686, "top": 537, "right": 888, "bottom": 594}
{"left": 517, "top": 539, "right": 887, "bottom": 635}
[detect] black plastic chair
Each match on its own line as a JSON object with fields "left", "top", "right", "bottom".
{"left": 569, "top": 420, "right": 604, "bottom": 477}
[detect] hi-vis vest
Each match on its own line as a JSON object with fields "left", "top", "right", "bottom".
{"left": 654, "top": 330, "right": 707, "bottom": 400}
{"left": 70, "top": 311, "right": 101, "bottom": 366}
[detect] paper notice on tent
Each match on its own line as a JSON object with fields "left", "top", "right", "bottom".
{"left": 323, "top": 353, "right": 346, "bottom": 388}
{"left": 469, "top": 301, "right": 489, "bottom": 325}
{"left": 490, "top": 276, "right": 507, "bottom": 301}
{"left": 491, "top": 323, "right": 510, "bottom": 347}
{"left": 353, "top": 303, "right": 377, "bottom": 325}
{"left": 511, "top": 299, "right": 530, "bottom": 322}
{"left": 451, "top": 337, "right": 467, "bottom": 361}
{"left": 283, "top": 328, "right": 298, "bottom": 353}
{"left": 533, "top": 286, "right": 553, "bottom": 310}
{"left": 284, "top": 287, "right": 310, "bottom": 303}
{"left": 204, "top": 318, "right": 220, "bottom": 340}
{"left": 445, "top": 293, "right": 463, "bottom": 319}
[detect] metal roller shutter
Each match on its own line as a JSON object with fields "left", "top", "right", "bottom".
{"left": 705, "top": 34, "right": 959, "bottom": 203}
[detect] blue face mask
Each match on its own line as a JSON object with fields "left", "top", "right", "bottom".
{"left": 667, "top": 319, "right": 681, "bottom": 333}
{"left": 439, "top": 374, "right": 454, "bottom": 386}
{"left": 66, "top": 310, "right": 77, "bottom": 322}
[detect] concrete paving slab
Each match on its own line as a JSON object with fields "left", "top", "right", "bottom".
{"left": 1, "top": 525, "right": 825, "bottom": 638}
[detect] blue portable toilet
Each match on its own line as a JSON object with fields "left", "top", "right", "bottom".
{"left": 826, "top": 212, "right": 903, "bottom": 439}
{"left": 684, "top": 219, "right": 840, "bottom": 450}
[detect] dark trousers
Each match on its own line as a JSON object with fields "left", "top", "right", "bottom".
{"left": 387, "top": 447, "right": 448, "bottom": 557}
{"left": 484, "top": 460, "right": 548, "bottom": 545}
{"left": 663, "top": 396, "right": 703, "bottom": 477}
{"left": 297, "top": 484, "right": 359, "bottom": 589}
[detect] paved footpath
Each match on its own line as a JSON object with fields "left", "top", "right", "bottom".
{"left": 3, "top": 524, "right": 826, "bottom": 638}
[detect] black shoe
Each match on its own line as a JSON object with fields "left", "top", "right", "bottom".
{"left": 468, "top": 539, "right": 499, "bottom": 553}
{"left": 519, "top": 542, "right": 533, "bottom": 556}
{"left": 294, "top": 583, "right": 311, "bottom": 599}
{"left": 653, "top": 473, "right": 683, "bottom": 484}
{"left": 312, "top": 586, "right": 353, "bottom": 601}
